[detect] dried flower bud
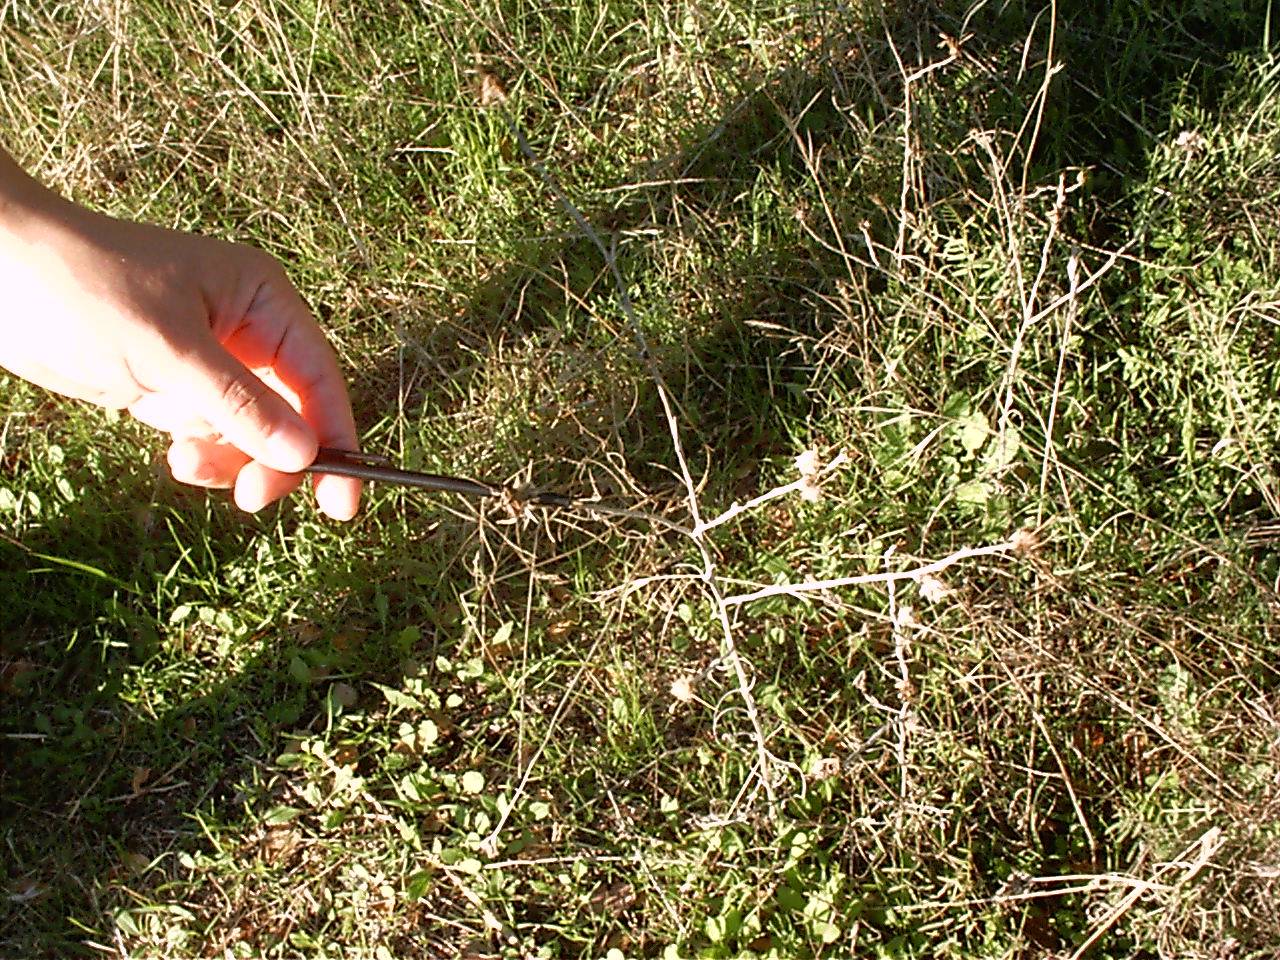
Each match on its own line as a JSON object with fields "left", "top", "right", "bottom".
{"left": 918, "top": 574, "right": 953, "bottom": 604}
{"left": 794, "top": 449, "right": 821, "bottom": 478}
{"left": 669, "top": 675, "right": 696, "bottom": 703}
{"left": 1010, "top": 527, "right": 1041, "bottom": 557}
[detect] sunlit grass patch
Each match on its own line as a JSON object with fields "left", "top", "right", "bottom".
{"left": 3, "top": 1, "right": 1280, "bottom": 957}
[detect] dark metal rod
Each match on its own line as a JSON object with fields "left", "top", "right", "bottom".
{"left": 303, "top": 448, "right": 500, "bottom": 500}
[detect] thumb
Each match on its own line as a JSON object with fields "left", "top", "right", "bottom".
{"left": 181, "top": 339, "right": 318, "bottom": 473}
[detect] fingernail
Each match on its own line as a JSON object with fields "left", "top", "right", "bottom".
{"left": 235, "top": 484, "right": 270, "bottom": 514}
{"left": 316, "top": 477, "right": 360, "bottom": 521}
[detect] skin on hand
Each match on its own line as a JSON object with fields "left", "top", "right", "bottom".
{"left": 0, "top": 150, "right": 361, "bottom": 520}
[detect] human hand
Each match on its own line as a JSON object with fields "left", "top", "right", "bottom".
{"left": 0, "top": 151, "right": 360, "bottom": 519}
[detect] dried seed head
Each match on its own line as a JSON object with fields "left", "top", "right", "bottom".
{"left": 794, "top": 449, "right": 821, "bottom": 478}
{"left": 809, "top": 756, "right": 841, "bottom": 781}
{"left": 1010, "top": 527, "right": 1041, "bottom": 557}
{"left": 669, "top": 675, "right": 696, "bottom": 704}
{"left": 918, "top": 574, "right": 953, "bottom": 604}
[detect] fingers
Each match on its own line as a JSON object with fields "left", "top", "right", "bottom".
{"left": 152, "top": 254, "right": 361, "bottom": 520}
{"left": 217, "top": 270, "right": 361, "bottom": 520}
{"left": 168, "top": 436, "right": 349, "bottom": 519}
{"left": 179, "top": 341, "right": 319, "bottom": 473}
{"left": 167, "top": 437, "right": 250, "bottom": 489}
{"left": 130, "top": 393, "right": 213, "bottom": 437}
{"left": 165, "top": 433, "right": 360, "bottom": 520}
{"left": 233, "top": 459, "right": 302, "bottom": 513}
{"left": 222, "top": 276, "right": 358, "bottom": 448}
{"left": 166, "top": 437, "right": 310, "bottom": 515}
{"left": 312, "top": 471, "right": 360, "bottom": 521}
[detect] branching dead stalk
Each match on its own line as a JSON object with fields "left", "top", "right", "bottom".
{"left": 722, "top": 541, "right": 1018, "bottom": 608}
{"left": 694, "top": 453, "right": 848, "bottom": 537}
{"left": 1068, "top": 828, "right": 1225, "bottom": 960}
{"left": 501, "top": 109, "right": 781, "bottom": 814}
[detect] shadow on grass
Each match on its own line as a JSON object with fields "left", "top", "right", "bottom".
{"left": 2, "top": 1, "right": 1273, "bottom": 954}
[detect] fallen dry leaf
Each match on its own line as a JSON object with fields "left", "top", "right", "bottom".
{"left": 260, "top": 826, "right": 303, "bottom": 864}
{"left": 546, "top": 619, "right": 576, "bottom": 641}
{"left": 589, "top": 881, "right": 639, "bottom": 917}
{"left": 477, "top": 71, "right": 507, "bottom": 107}
{"left": 485, "top": 642, "right": 515, "bottom": 661}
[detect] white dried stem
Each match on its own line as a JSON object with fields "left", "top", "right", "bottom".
{"left": 1068, "top": 828, "right": 1224, "bottom": 960}
{"left": 503, "top": 110, "right": 779, "bottom": 813}
{"left": 694, "top": 452, "right": 848, "bottom": 537}
{"left": 721, "top": 541, "right": 1018, "bottom": 608}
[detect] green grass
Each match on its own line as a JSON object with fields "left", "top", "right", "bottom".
{"left": 3, "top": 0, "right": 1280, "bottom": 957}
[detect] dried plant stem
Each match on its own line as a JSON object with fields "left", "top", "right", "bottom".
{"left": 1068, "top": 828, "right": 1224, "bottom": 960}
{"left": 722, "top": 541, "right": 1018, "bottom": 608}
{"left": 1039, "top": 245, "right": 1081, "bottom": 520}
{"left": 885, "top": 548, "right": 914, "bottom": 810}
{"left": 694, "top": 479, "right": 811, "bottom": 536}
{"left": 694, "top": 453, "right": 847, "bottom": 537}
{"left": 502, "top": 109, "right": 779, "bottom": 813}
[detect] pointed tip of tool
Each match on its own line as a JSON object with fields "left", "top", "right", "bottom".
{"left": 529, "top": 492, "right": 576, "bottom": 509}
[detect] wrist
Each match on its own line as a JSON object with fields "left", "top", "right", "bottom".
{"left": 0, "top": 149, "right": 79, "bottom": 249}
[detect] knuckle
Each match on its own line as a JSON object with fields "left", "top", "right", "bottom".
{"left": 218, "top": 371, "right": 270, "bottom": 426}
